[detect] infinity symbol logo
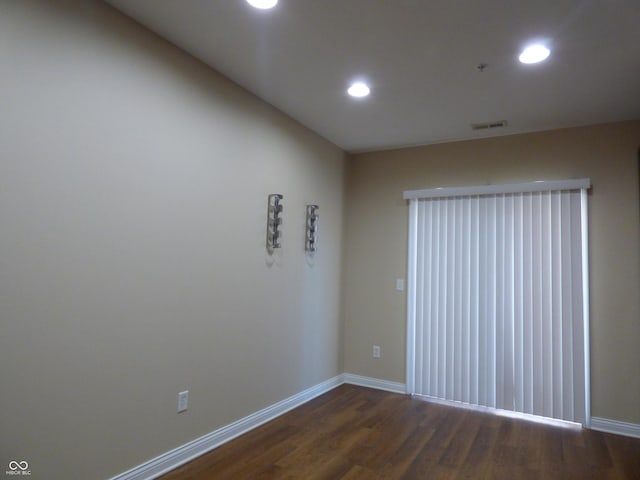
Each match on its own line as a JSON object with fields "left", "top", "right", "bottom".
{"left": 8, "top": 461, "right": 28, "bottom": 471}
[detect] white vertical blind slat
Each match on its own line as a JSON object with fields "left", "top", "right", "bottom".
{"left": 514, "top": 194, "right": 524, "bottom": 413}
{"left": 415, "top": 201, "right": 425, "bottom": 394}
{"left": 542, "top": 192, "right": 553, "bottom": 418}
{"left": 454, "top": 198, "right": 464, "bottom": 401}
{"left": 461, "top": 199, "right": 471, "bottom": 404}
{"left": 471, "top": 198, "right": 480, "bottom": 405}
{"left": 551, "top": 191, "right": 563, "bottom": 419}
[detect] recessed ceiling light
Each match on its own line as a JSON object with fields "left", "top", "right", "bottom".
{"left": 246, "top": 0, "right": 278, "bottom": 9}
{"left": 519, "top": 44, "right": 550, "bottom": 64}
{"left": 347, "top": 82, "right": 370, "bottom": 98}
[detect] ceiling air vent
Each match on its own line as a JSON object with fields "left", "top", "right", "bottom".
{"left": 471, "top": 120, "right": 508, "bottom": 131}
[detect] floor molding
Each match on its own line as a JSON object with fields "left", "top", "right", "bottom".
{"left": 109, "top": 375, "right": 344, "bottom": 480}
{"left": 342, "top": 373, "right": 407, "bottom": 394}
{"left": 591, "top": 417, "right": 640, "bottom": 439}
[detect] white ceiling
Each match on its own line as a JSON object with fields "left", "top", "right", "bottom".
{"left": 105, "top": 0, "right": 640, "bottom": 152}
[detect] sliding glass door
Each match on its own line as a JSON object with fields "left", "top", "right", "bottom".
{"left": 405, "top": 180, "right": 590, "bottom": 425}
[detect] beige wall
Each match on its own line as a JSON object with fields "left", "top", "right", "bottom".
{"left": 344, "top": 121, "right": 640, "bottom": 424}
{"left": 0, "top": 1, "right": 346, "bottom": 479}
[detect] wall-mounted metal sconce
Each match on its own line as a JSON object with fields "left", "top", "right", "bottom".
{"left": 266, "top": 194, "right": 283, "bottom": 251}
{"left": 305, "top": 204, "right": 319, "bottom": 252}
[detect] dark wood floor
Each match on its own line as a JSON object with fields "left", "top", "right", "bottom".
{"left": 159, "top": 384, "right": 640, "bottom": 479}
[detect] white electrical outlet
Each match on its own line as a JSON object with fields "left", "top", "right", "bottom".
{"left": 178, "top": 390, "right": 189, "bottom": 413}
{"left": 395, "top": 278, "right": 404, "bottom": 291}
{"left": 373, "top": 345, "right": 381, "bottom": 358}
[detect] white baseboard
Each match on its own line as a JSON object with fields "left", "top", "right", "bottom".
{"left": 109, "top": 374, "right": 344, "bottom": 480}
{"left": 342, "top": 373, "right": 407, "bottom": 394}
{"left": 591, "top": 417, "right": 640, "bottom": 439}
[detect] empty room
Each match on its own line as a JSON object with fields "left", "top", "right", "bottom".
{"left": 1, "top": 1, "right": 639, "bottom": 479}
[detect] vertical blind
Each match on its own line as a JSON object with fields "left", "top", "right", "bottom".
{"left": 405, "top": 180, "right": 590, "bottom": 425}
